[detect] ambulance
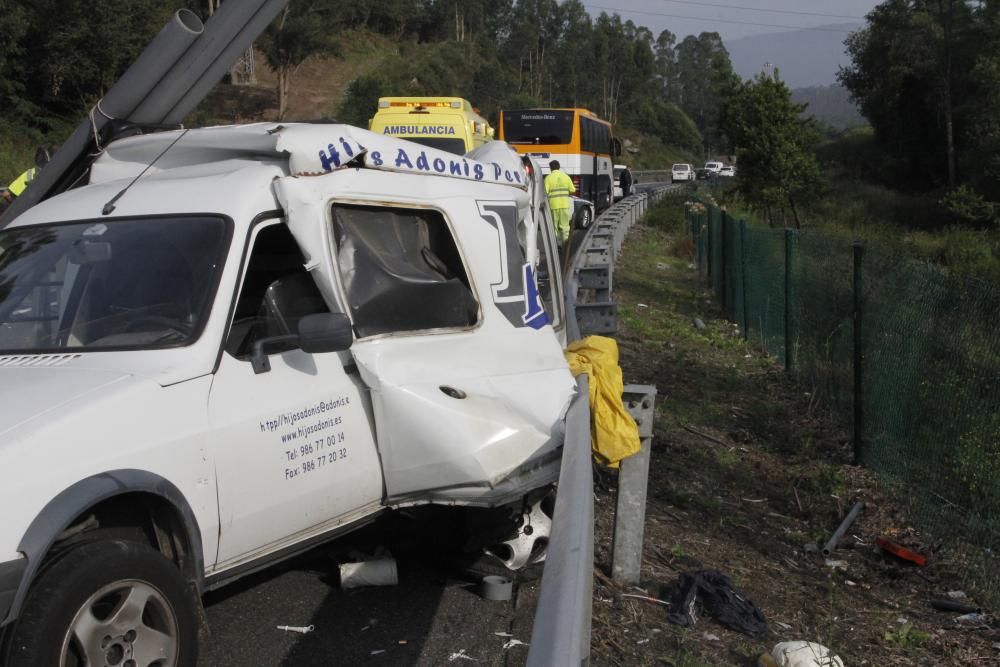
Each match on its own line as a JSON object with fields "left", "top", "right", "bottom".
{"left": 369, "top": 97, "right": 495, "bottom": 155}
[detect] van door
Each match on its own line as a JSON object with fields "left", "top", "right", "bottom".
{"left": 208, "top": 220, "right": 383, "bottom": 568}
{"left": 276, "top": 177, "right": 575, "bottom": 506}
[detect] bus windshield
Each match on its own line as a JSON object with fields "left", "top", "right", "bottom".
{"left": 503, "top": 110, "right": 574, "bottom": 145}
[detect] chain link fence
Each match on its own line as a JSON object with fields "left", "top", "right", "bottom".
{"left": 687, "top": 200, "right": 1000, "bottom": 606}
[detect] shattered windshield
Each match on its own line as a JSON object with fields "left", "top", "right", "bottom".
{"left": 0, "top": 216, "right": 229, "bottom": 352}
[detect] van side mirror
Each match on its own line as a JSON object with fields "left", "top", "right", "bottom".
{"left": 251, "top": 313, "right": 354, "bottom": 374}
{"left": 298, "top": 312, "right": 354, "bottom": 354}
{"left": 611, "top": 138, "right": 622, "bottom": 157}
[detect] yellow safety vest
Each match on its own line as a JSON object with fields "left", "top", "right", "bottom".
{"left": 8, "top": 168, "right": 36, "bottom": 197}
{"left": 545, "top": 169, "right": 576, "bottom": 210}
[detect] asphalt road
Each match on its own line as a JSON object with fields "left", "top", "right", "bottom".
{"left": 201, "top": 521, "right": 539, "bottom": 667}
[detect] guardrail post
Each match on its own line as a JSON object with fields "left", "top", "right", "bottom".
{"left": 611, "top": 385, "right": 657, "bottom": 584}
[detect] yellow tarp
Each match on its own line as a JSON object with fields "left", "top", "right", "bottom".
{"left": 565, "top": 336, "right": 641, "bottom": 468}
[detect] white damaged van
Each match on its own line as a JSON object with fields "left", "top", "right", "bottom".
{"left": 0, "top": 124, "right": 575, "bottom": 665}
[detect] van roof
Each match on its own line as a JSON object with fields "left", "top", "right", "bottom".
{"left": 7, "top": 123, "right": 529, "bottom": 227}
{"left": 84, "top": 123, "right": 524, "bottom": 189}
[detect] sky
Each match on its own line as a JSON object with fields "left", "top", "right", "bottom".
{"left": 579, "top": 0, "right": 882, "bottom": 42}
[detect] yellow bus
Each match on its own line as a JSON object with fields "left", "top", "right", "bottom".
{"left": 368, "top": 97, "right": 494, "bottom": 155}
{"left": 498, "top": 108, "right": 621, "bottom": 210}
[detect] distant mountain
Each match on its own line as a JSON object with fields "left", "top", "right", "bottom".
{"left": 791, "top": 84, "right": 866, "bottom": 130}
{"left": 726, "top": 23, "right": 863, "bottom": 88}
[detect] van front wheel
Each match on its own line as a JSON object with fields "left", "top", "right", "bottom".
{"left": 5, "top": 539, "right": 199, "bottom": 667}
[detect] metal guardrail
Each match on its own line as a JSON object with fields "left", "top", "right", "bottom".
{"left": 632, "top": 170, "right": 671, "bottom": 183}
{"left": 527, "top": 186, "right": 675, "bottom": 666}
{"left": 526, "top": 374, "right": 593, "bottom": 667}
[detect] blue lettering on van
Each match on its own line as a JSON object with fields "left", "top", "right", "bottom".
{"left": 473, "top": 164, "right": 484, "bottom": 180}
{"left": 521, "top": 264, "right": 550, "bottom": 329}
{"left": 493, "top": 163, "right": 502, "bottom": 181}
{"left": 319, "top": 143, "right": 342, "bottom": 171}
{"left": 339, "top": 137, "right": 355, "bottom": 158}
{"left": 415, "top": 151, "right": 430, "bottom": 171}
{"left": 395, "top": 149, "right": 413, "bottom": 169}
{"left": 433, "top": 158, "right": 446, "bottom": 173}
{"left": 449, "top": 160, "right": 462, "bottom": 175}
{"left": 371, "top": 151, "right": 383, "bottom": 166}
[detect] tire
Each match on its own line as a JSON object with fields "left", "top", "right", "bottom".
{"left": 5, "top": 539, "right": 199, "bottom": 667}
{"left": 575, "top": 206, "right": 593, "bottom": 230}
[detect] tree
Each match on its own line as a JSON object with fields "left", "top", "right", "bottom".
{"left": 675, "top": 32, "right": 738, "bottom": 153}
{"left": 720, "top": 72, "right": 822, "bottom": 228}
{"left": 0, "top": 0, "right": 29, "bottom": 121}
{"left": 259, "top": 2, "right": 338, "bottom": 120}
{"left": 839, "top": 0, "right": 979, "bottom": 190}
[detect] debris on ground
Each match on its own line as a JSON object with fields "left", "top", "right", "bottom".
{"left": 822, "top": 502, "right": 864, "bottom": 556}
{"left": 662, "top": 569, "right": 768, "bottom": 639}
{"left": 769, "top": 641, "right": 845, "bottom": 667}
{"left": 929, "top": 598, "right": 980, "bottom": 614}
{"left": 875, "top": 537, "right": 927, "bottom": 566}
{"left": 338, "top": 549, "right": 398, "bottom": 588}
{"left": 276, "top": 624, "right": 314, "bottom": 634}
{"left": 448, "top": 649, "right": 478, "bottom": 662}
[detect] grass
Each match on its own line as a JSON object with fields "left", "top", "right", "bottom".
{"left": 588, "top": 195, "right": 1000, "bottom": 666}
{"left": 0, "top": 130, "right": 38, "bottom": 186}
{"left": 706, "top": 170, "right": 1000, "bottom": 283}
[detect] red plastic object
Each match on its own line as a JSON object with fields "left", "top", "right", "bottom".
{"left": 876, "top": 537, "right": 927, "bottom": 566}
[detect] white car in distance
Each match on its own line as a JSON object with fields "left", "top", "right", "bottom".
{"left": 719, "top": 166, "right": 735, "bottom": 177}
{"left": 704, "top": 161, "right": 723, "bottom": 174}
{"left": 671, "top": 164, "right": 694, "bottom": 183}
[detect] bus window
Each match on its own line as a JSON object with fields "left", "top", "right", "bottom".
{"left": 502, "top": 110, "right": 574, "bottom": 145}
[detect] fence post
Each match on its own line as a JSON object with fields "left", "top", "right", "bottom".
{"left": 719, "top": 211, "right": 728, "bottom": 311}
{"left": 852, "top": 242, "right": 865, "bottom": 465}
{"left": 706, "top": 211, "right": 714, "bottom": 285}
{"left": 740, "top": 220, "right": 749, "bottom": 340}
{"left": 783, "top": 228, "right": 794, "bottom": 372}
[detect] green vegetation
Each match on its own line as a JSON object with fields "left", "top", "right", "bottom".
{"left": 839, "top": 0, "right": 1000, "bottom": 225}
{"left": 0, "top": 0, "right": 737, "bottom": 181}
{"left": 885, "top": 622, "right": 931, "bottom": 649}
{"left": 719, "top": 72, "right": 821, "bottom": 228}
{"left": 791, "top": 85, "right": 865, "bottom": 131}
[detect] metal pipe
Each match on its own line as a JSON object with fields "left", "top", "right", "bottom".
{"left": 823, "top": 502, "right": 864, "bottom": 557}
{"left": 132, "top": 0, "right": 286, "bottom": 124}
{"left": 0, "top": 9, "right": 204, "bottom": 227}
{"left": 164, "top": 0, "right": 289, "bottom": 124}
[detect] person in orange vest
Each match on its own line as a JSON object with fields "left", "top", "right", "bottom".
{"left": 544, "top": 160, "right": 576, "bottom": 243}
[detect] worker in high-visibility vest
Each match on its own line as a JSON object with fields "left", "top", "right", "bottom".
{"left": 6, "top": 145, "right": 56, "bottom": 201}
{"left": 544, "top": 160, "right": 576, "bottom": 243}
{"left": 7, "top": 167, "right": 36, "bottom": 198}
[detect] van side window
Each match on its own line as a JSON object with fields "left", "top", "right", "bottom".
{"left": 226, "top": 222, "right": 330, "bottom": 358}
{"left": 331, "top": 204, "right": 479, "bottom": 338}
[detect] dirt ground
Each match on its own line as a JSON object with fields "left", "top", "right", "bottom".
{"left": 589, "top": 198, "right": 1000, "bottom": 666}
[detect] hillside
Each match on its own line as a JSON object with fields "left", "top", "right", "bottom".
{"left": 791, "top": 84, "right": 865, "bottom": 130}
{"left": 192, "top": 33, "right": 392, "bottom": 125}
{"left": 727, "top": 23, "right": 863, "bottom": 88}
